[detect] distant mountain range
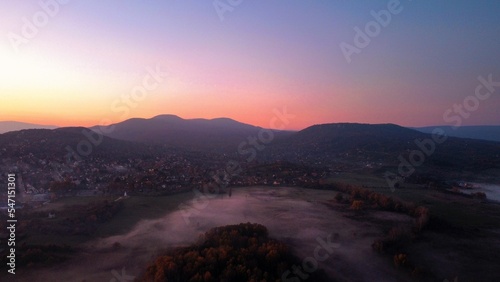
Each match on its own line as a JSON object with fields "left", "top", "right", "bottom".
{"left": 265, "top": 123, "right": 500, "bottom": 173}
{"left": 266, "top": 123, "right": 425, "bottom": 161}
{"left": 2, "top": 118, "right": 499, "bottom": 143}
{"left": 0, "top": 121, "right": 58, "bottom": 134}
{"left": 414, "top": 126, "right": 500, "bottom": 142}
{"left": 91, "top": 115, "right": 293, "bottom": 152}
{"left": 1, "top": 117, "right": 499, "bottom": 178}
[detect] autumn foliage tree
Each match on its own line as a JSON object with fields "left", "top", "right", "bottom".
{"left": 140, "top": 223, "right": 330, "bottom": 282}
{"left": 350, "top": 200, "right": 364, "bottom": 210}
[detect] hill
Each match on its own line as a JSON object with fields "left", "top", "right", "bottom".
{"left": 0, "top": 121, "right": 58, "bottom": 134}
{"left": 92, "top": 115, "right": 293, "bottom": 152}
{"left": 2, "top": 121, "right": 499, "bottom": 182}
{"left": 415, "top": 125, "right": 500, "bottom": 142}
{"left": 266, "top": 123, "right": 426, "bottom": 162}
{"left": 265, "top": 123, "right": 500, "bottom": 176}
{"left": 0, "top": 127, "right": 160, "bottom": 162}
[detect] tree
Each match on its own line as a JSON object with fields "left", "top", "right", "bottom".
{"left": 393, "top": 253, "right": 407, "bottom": 267}
{"left": 350, "top": 200, "right": 364, "bottom": 210}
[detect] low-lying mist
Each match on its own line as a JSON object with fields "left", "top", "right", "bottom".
{"left": 16, "top": 187, "right": 413, "bottom": 282}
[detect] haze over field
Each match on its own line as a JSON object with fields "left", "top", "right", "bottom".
{"left": 15, "top": 187, "right": 413, "bottom": 282}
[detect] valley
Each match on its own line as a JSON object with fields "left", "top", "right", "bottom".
{"left": 1, "top": 119, "right": 499, "bottom": 281}
{"left": 3, "top": 2, "right": 500, "bottom": 280}
{"left": 2, "top": 174, "right": 500, "bottom": 281}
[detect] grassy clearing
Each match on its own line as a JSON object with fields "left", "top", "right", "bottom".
{"left": 326, "top": 172, "right": 500, "bottom": 229}
{"left": 325, "top": 172, "right": 500, "bottom": 280}
{"left": 95, "top": 192, "right": 194, "bottom": 237}
{"left": 20, "top": 192, "right": 195, "bottom": 245}
{"left": 22, "top": 231, "right": 89, "bottom": 246}
{"left": 36, "top": 196, "right": 116, "bottom": 211}
{"left": 329, "top": 172, "right": 388, "bottom": 187}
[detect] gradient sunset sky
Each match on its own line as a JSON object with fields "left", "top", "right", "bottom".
{"left": 1, "top": 1, "right": 499, "bottom": 130}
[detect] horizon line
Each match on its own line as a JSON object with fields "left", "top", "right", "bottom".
{"left": 2, "top": 114, "right": 500, "bottom": 133}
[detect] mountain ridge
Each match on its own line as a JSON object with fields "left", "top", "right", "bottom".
{"left": 3, "top": 116, "right": 499, "bottom": 143}
{"left": 1, "top": 120, "right": 499, "bottom": 178}
{"left": 414, "top": 125, "right": 500, "bottom": 142}
{"left": 263, "top": 122, "right": 500, "bottom": 177}
{"left": 90, "top": 114, "right": 287, "bottom": 152}
{"left": 0, "top": 121, "right": 58, "bottom": 134}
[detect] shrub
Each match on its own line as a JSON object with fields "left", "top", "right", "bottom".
{"left": 393, "top": 253, "right": 407, "bottom": 267}
{"left": 350, "top": 200, "right": 364, "bottom": 210}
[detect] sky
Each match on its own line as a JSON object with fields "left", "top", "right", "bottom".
{"left": 1, "top": 0, "right": 499, "bottom": 130}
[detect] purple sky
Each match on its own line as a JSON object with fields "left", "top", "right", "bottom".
{"left": 1, "top": 0, "right": 499, "bottom": 130}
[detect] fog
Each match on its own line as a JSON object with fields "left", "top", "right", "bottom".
{"left": 475, "top": 184, "right": 500, "bottom": 202}
{"left": 459, "top": 183, "right": 500, "bottom": 202}
{"left": 16, "top": 187, "right": 413, "bottom": 282}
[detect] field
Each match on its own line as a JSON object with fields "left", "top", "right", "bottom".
{"left": 328, "top": 172, "right": 500, "bottom": 280}
{"left": 18, "top": 192, "right": 195, "bottom": 246}
{"left": 4, "top": 174, "right": 500, "bottom": 281}
{"left": 330, "top": 172, "right": 500, "bottom": 228}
